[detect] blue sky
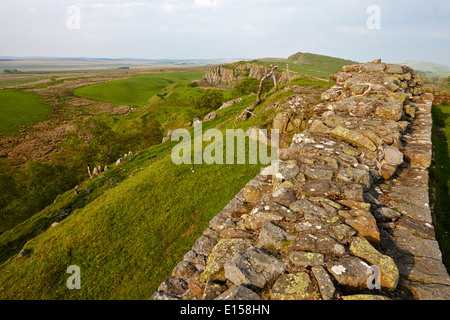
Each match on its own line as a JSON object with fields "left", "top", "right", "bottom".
{"left": 1, "top": 0, "right": 449, "bottom": 65}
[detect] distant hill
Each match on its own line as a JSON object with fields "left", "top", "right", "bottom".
{"left": 0, "top": 57, "right": 241, "bottom": 72}
{"left": 402, "top": 61, "right": 450, "bottom": 74}
{"left": 288, "top": 52, "right": 358, "bottom": 73}
{"left": 257, "top": 52, "right": 358, "bottom": 80}
{"left": 399, "top": 60, "right": 450, "bottom": 84}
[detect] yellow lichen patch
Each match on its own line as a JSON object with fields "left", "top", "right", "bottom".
{"left": 349, "top": 237, "right": 399, "bottom": 291}
{"left": 270, "top": 272, "right": 321, "bottom": 300}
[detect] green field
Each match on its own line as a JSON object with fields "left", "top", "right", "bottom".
{"left": 0, "top": 89, "right": 51, "bottom": 136}
{"left": 73, "top": 71, "right": 204, "bottom": 107}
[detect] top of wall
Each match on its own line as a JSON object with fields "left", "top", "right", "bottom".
{"left": 153, "top": 59, "right": 450, "bottom": 301}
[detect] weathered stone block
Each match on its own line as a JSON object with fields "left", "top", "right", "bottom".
{"left": 270, "top": 272, "right": 321, "bottom": 300}
{"left": 349, "top": 237, "right": 399, "bottom": 291}
{"left": 224, "top": 247, "right": 286, "bottom": 288}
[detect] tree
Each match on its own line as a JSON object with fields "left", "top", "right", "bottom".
{"left": 233, "top": 77, "right": 274, "bottom": 98}
{"left": 235, "top": 65, "right": 279, "bottom": 123}
{"left": 0, "top": 174, "right": 18, "bottom": 210}
{"left": 191, "top": 90, "right": 224, "bottom": 115}
{"left": 60, "top": 117, "right": 120, "bottom": 178}
{"left": 121, "top": 117, "right": 162, "bottom": 151}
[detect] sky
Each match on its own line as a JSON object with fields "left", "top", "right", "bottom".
{"left": 0, "top": 0, "right": 449, "bottom": 65}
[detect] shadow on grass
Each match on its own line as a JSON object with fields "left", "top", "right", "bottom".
{"left": 430, "top": 103, "right": 450, "bottom": 271}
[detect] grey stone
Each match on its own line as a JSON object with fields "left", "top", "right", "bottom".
{"left": 312, "top": 266, "right": 336, "bottom": 300}
{"left": 305, "top": 165, "right": 334, "bottom": 181}
{"left": 221, "top": 198, "right": 251, "bottom": 218}
{"left": 292, "top": 233, "right": 346, "bottom": 256}
{"left": 331, "top": 224, "right": 357, "bottom": 240}
{"left": 396, "top": 216, "right": 435, "bottom": 240}
{"left": 337, "top": 167, "right": 372, "bottom": 191}
{"left": 215, "top": 285, "right": 261, "bottom": 300}
{"left": 326, "top": 256, "right": 372, "bottom": 292}
{"left": 272, "top": 188, "right": 297, "bottom": 206}
{"left": 397, "top": 255, "right": 450, "bottom": 285}
{"left": 200, "top": 238, "right": 252, "bottom": 283}
{"left": 243, "top": 179, "right": 271, "bottom": 204}
{"left": 373, "top": 207, "right": 402, "bottom": 220}
{"left": 151, "top": 291, "right": 182, "bottom": 300}
{"left": 384, "top": 146, "right": 404, "bottom": 166}
{"left": 203, "top": 111, "right": 218, "bottom": 122}
{"left": 224, "top": 247, "right": 286, "bottom": 288}
{"left": 243, "top": 208, "right": 285, "bottom": 231}
{"left": 393, "top": 201, "right": 432, "bottom": 224}
{"left": 290, "top": 200, "right": 327, "bottom": 217}
{"left": 289, "top": 251, "right": 324, "bottom": 267}
{"left": 302, "top": 180, "right": 342, "bottom": 197}
{"left": 172, "top": 260, "right": 197, "bottom": 278}
{"left": 16, "top": 249, "right": 31, "bottom": 259}
{"left": 257, "top": 221, "right": 294, "bottom": 250}
{"left": 192, "top": 236, "right": 218, "bottom": 256}
{"left": 400, "top": 281, "right": 450, "bottom": 300}
{"left": 184, "top": 250, "right": 207, "bottom": 271}
{"left": 392, "top": 229, "right": 442, "bottom": 260}
{"left": 203, "top": 281, "right": 228, "bottom": 300}
{"left": 277, "top": 161, "right": 300, "bottom": 180}
{"left": 157, "top": 277, "right": 189, "bottom": 297}
{"left": 270, "top": 272, "right": 321, "bottom": 300}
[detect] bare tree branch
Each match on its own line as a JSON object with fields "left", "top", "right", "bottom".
{"left": 235, "top": 65, "right": 278, "bottom": 124}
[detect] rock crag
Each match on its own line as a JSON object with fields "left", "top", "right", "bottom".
{"left": 202, "top": 62, "right": 290, "bottom": 88}
{"left": 153, "top": 60, "right": 450, "bottom": 300}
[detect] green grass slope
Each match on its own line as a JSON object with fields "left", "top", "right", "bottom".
{"left": 0, "top": 143, "right": 262, "bottom": 299}
{"left": 258, "top": 52, "right": 358, "bottom": 79}
{"left": 0, "top": 89, "right": 51, "bottom": 136}
{"left": 0, "top": 95, "right": 281, "bottom": 299}
{"left": 73, "top": 71, "right": 203, "bottom": 107}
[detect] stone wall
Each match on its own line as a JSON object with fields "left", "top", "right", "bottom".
{"left": 433, "top": 89, "right": 450, "bottom": 106}
{"left": 152, "top": 60, "right": 450, "bottom": 300}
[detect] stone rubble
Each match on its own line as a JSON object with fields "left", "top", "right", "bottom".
{"left": 152, "top": 60, "right": 450, "bottom": 300}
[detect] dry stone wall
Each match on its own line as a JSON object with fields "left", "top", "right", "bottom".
{"left": 153, "top": 60, "right": 450, "bottom": 300}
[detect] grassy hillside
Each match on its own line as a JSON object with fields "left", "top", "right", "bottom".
{"left": 258, "top": 52, "right": 358, "bottom": 79}
{"left": 404, "top": 61, "right": 450, "bottom": 76}
{"left": 73, "top": 71, "right": 204, "bottom": 107}
{"left": 0, "top": 140, "right": 262, "bottom": 299}
{"left": 0, "top": 89, "right": 51, "bottom": 136}
{"left": 0, "top": 102, "right": 279, "bottom": 299}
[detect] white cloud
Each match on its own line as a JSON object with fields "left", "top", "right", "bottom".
{"left": 242, "top": 25, "right": 265, "bottom": 39}
{"left": 92, "top": 1, "right": 185, "bottom": 13}
{"left": 335, "top": 26, "right": 371, "bottom": 35}
{"left": 175, "top": 27, "right": 208, "bottom": 34}
{"left": 194, "top": 0, "right": 222, "bottom": 10}
{"left": 279, "top": 6, "right": 298, "bottom": 13}
{"left": 92, "top": 2, "right": 151, "bottom": 10}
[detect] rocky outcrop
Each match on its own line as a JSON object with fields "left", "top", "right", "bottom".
{"left": 202, "top": 63, "right": 290, "bottom": 88}
{"left": 153, "top": 60, "right": 450, "bottom": 300}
